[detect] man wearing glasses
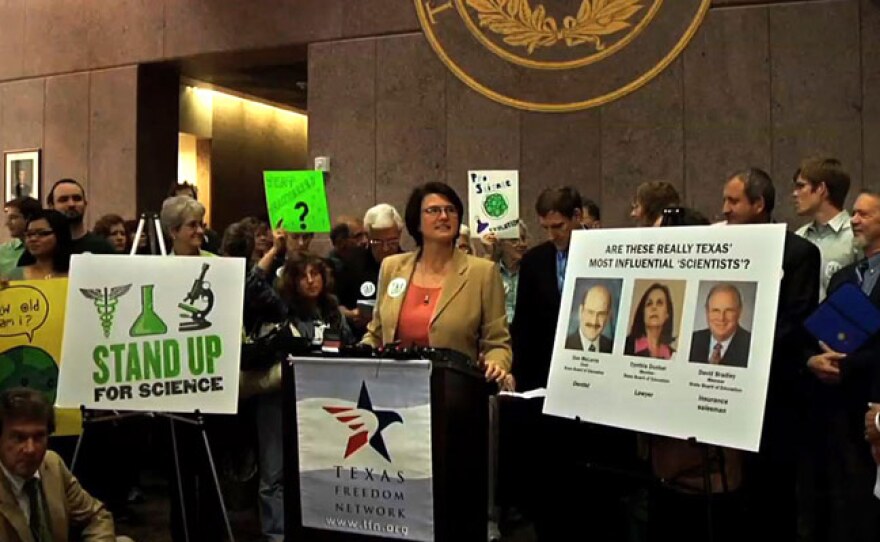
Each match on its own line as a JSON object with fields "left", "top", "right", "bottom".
{"left": 336, "top": 204, "right": 404, "bottom": 339}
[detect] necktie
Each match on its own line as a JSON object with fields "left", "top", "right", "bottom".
{"left": 710, "top": 343, "right": 723, "bottom": 364}
{"left": 556, "top": 251, "right": 567, "bottom": 293}
{"left": 23, "top": 478, "right": 52, "bottom": 542}
{"left": 588, "top": 344, "right": 596, "bottom": 353}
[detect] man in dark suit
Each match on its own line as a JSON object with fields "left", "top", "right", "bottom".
{"left": 723, "top": 168, "right": 820, "bottom": 542}
{"left": 512, "top": 187, "right": 582, "bottom": 390}
{"left": 689, "top": 283, "right": 752, "bottom": 368}
{"left": 807, "top": 190, "right": 880, "bottom": 541}
{"left": 565, "top": 283, "right": 614, "bottom": 353}
{"left": 509, "top": 187, "right": 634, "bottom": 541}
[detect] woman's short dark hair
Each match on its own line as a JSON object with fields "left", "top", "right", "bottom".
{"left": 0, "top": 387, "right": 55, "bottom": 436}
{"left": 629, "top": 283, "right": 676, "bottom": 346}
{"left": 221, "top": 220, "right": 256, "bottom": 259}
{"left": 93, "top": 213, "right": 125, "bottom": 238}
{"left": 278, "top": 253, "right": 342, "bottom": 328}
{"left": 404, "top": 182, "right": 464, "bottom": 247}
{"left": 18, "top": 209, "right": 73, "bottom": 272}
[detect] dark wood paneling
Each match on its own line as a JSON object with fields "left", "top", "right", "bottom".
{"left": 210, "top": 89, "right": 309, "bottom": 232}
{"left": 769, "top": 0, "right": 862, "bottom": 224}
{"left": 343, "top": 0, "right": 420, "bottom": 37}
{"left": 600, "top": 59, "right": 685, "bottom": 227}
{"left": 22, "top": 0, "right": 89, "bottom": 77}
{"left": 863, "top": 0, "right": 880, "bottom": 192}
{"left": 44, "top": 73, "right": 89, "bottom": 195}
{"left": 207, "top": 93, "right": 246, "bottom": 231}
{"left": 376, "top": 34, "right": 447, "bottom": 217}
{"left": 136, "top": 64, "right": 180, "bottom": 217}
{"left": 164, "top": 0, "right": 344, "bottom": 59}
{"left": 445, "top": 74, "right": 520, "bottom": 221}
{"left": 308, "top": 40, "right": 377, "bottom": 225}
{"left": 0, "top": 0, "right": 25, "bottom": 81}
{"left": 87, "top": 0, "right": 164, "bottom": 67}
{"left": 89, "top": 67, "right": 138, "bottom": 222}
{"left": 684, "top": 7, "right": 772, "bottom": 219}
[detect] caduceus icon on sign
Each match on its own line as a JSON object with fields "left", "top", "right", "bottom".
{"left": 80, "top": 285, "right": 132, "bottom": 338}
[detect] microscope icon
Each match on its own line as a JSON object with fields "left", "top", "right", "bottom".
{"left": 178, "top": 263, "right": 215, "bottom": 332}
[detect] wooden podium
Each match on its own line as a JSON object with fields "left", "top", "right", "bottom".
{"left": 282, "top": 351, "right": 491, "bottom": 541}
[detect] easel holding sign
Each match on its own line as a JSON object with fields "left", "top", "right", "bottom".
{"left": 65, "top": 213, "right": 237, "bottom": 542}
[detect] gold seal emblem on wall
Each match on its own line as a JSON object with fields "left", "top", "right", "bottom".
{"left": 416, "top": 0, "right": 711, "bottom": 112}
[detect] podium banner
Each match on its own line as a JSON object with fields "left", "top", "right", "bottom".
{"left": 56, "top": 255, "right": 245, "bottom": 414}
{"left": 544, "top": 224, "right": 785, "bottom": 451}
{"left": 295, "top": 358, "right": 434, "bottom": 541}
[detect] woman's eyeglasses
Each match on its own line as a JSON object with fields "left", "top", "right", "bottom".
{"left": 423, "top": 206, "right": 458, "bottom": 217}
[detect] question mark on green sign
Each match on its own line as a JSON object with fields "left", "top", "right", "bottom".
{"left": 295, "top": 202, "right": 310, "bottom": 230}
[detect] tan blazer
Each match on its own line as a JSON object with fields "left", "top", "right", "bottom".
{"left": 362, "top": 250, "right": 512, "bottom": 371}
{"left": 0, "top": 451, "right": 115, "bottom": 542}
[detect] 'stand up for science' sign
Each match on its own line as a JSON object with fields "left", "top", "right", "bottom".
{"left": 56, "top": 255, "right": 245, "bottom": 414}
{"left": 544, "top": 224, "right": 785, "bottom": 452}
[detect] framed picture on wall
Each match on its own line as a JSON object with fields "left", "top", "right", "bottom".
{"left": 4, "top": 149, "right": 41, "bottom": 202}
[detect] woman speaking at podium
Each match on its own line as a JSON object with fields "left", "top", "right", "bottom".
{"left": 362, "top": 182, "right": 511, "bottom": 383}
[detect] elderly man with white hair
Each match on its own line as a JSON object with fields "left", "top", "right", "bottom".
{"left": 335, "top": 203, "right": 405, "bottom": 338}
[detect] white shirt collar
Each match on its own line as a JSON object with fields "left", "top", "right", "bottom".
{"left": 710, "top": 332, "right": 735, "bottom": 355}
{"left": 0, "top": 459, "right": 39, "bottom": 495}
{"left": 807, "top": 210, "right": 851, "bottom": 234}
{"left": 579, "top": 328, "right": 601, "bottom": 352}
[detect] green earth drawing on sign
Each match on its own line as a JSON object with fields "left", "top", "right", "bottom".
{"left": 483, "top": 193, "right": 509, "bottom": 219}
{"left": 0, "top": 346, "right": 59, "bottom": 402}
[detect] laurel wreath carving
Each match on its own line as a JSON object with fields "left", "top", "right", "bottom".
{"left": 466, "top": 0, "right": 644, "bottom": 54}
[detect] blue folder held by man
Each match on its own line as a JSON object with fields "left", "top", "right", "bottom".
{"left": 805, "top": 283, "right": 880, "bottom": 354}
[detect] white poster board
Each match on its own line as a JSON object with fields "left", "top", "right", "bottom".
{"left": 543, "top": 224, "right": 786, "bottom": 451}
{"left": 56, "top": 255, "right": 245, "bottom": 414}
{"left": 467, "top": 170, "right": 519, "bottom": 239}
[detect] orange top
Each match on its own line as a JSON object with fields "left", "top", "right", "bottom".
{"left": 396, "top": 285, "right": 442, "bottom": 348}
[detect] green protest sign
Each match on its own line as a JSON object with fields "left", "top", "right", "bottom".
{"left": 263, "top": 171, "right": 331, "bottom": 233}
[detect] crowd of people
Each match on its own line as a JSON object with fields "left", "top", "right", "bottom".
{"left": 1, "top": 156, "right": 879, "bottom": 541}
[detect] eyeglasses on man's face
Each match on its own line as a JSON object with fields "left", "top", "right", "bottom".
{"left": 369, "top": 238, "right": 400, "bottom": 249}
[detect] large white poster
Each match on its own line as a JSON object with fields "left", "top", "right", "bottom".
{"left": 296, "top": 358, "right": 433, "bottom": 541}
{"left": 56, "top": 255, "right": 245, "bottom": 414}
{"left": 467, "top": 170, "right": 520, "bottom": 239}
{"left": 544, "top": 224, "right": 786, "bottom": 451}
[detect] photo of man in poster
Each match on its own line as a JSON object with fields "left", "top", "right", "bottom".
{"left": 565, "top": 278, "right": 621, "bottom": 353}
{"left": 689, "top": 281, "right": 755, "bottom": 368}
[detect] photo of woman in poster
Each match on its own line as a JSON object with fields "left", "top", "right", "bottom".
{"left": 624, "top": 281, "right": 680, "bottom": 360}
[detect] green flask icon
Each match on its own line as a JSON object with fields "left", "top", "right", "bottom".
{"left": 129, "top": 285, "right": 168, "bottom": 337}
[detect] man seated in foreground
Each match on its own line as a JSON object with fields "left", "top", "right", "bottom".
{"left": 0, "top": 387, "right": 127, "bottom": 541}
